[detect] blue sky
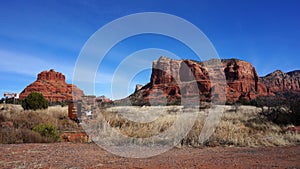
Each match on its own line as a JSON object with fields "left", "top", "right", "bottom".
{"left": 0, "top": 0, "right": 299, "bottom": 99}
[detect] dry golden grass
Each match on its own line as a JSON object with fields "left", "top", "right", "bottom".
{"left": 212, "top": 105, "right": 300, "bottom": 147}
{"left": 1, "top": 103, "right": 299, "bottom": 146}
{"left": 1, "top": 105, "right": 77, "bottom": 130}
{"left": 0, "top": 104, "right": 80, "bottom": 143}
{"left": 83, "top": 105, "right": 300, "bottom": 147}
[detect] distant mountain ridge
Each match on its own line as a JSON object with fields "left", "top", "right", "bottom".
{"left": 287, "top": 70, "right": 300, "bottom": 77}
{"left": 260, "top": 69, "right": 300, "bottom": 93}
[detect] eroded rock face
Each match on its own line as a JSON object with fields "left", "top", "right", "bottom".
{"left": 19, "top": 69, "right": 84, "bottom": 102}
{"left": 128, "top": 56, "right": 269, "bottom": 105}
{"left": 260, "top": 70, "right": 300, "bottom": 93}
{"left": 223, "top": 59, "right": 268, "bottom": 102}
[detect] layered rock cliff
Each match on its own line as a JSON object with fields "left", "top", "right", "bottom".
{"left": 223, "top": 59, "right": 268, "bottom": 102}
{"left": 19, "top": 69, "right": 84, "bottom": 102}
{"left": 126, "top": 56, "right": 270, "bottom": 105}
{"left": 260, "top": 70, "right": 300, "bottom": 93}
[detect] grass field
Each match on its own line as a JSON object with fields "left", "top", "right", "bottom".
{"left": 1, "top": 103, "right": 299, "bottom": 147}
{"left": 82, "top": 105, "right": 300, "bottom": 147}
{"left": 0, "top": 104, "right": 79, "bottom": 143}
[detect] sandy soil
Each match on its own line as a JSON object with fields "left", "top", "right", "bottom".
{"left": 0, "top": 143, "right": 299, "bottom": 169}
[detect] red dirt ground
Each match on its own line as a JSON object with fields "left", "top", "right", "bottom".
{"left": 0, "top": 143, "right": 299, "bottom": 169}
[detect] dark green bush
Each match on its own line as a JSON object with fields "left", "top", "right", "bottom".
{"left": 22, "top": 92, "right": 48, "bottom": 110}
{"left": 32, "top": 124, "right": 60, "bottom": 142}
{"left": 236, "top": 97, "right": 258, "bottom": 106}
{"left": 256, "top": 92, "right": 300, "bottom": 125}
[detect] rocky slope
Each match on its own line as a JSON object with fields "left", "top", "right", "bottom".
{"left": 19, "top": 69, "right": 84, "bottom": 102}
{"left": 260, "top": 70, "right": 300, "bottom": 93}
{"left": 122, "top": 56, "right": 300, "bottom": 106}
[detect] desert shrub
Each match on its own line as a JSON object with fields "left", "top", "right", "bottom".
{"left": 256, "top": 92, "right": 300, "bottom": 125}
{"left": 11, "top": 111, "right": 44, "bottom": 129}
{"left": 279, "top": 92, "right": 300, "bottom": 125}
{"left": 0, "top": 105, "right": 82, "bottom": 144}
{"left": 21, "top": 129, "right": 46, "bottom": 143}
{"left": 8, "top": 106, "right": 79, "bottom": 131}
{"left": 0, "top": 113, "right": 7, "bottom": 122}
{"left": 166, "top": 98, "right": 181, "bottom": 106}
{"left": 0, "top": 128, "right": 46, "bottom": 144}
{"left": 236, "top": 97, "right": 257, "bottom": 106}
{"left": 22, "top": 92, "right": 48, "bottom": 110}
{"left": 32, "top": 124, "right": 60, "bottom": 142}
{"left": 88, "top": 106, "right": 300, "bottom": 147}
{"left": 2, "top": 97, "right": 22, "bottom": 104}
{"left": 48, "top": 101, "right": 68, "bottom": 107}
{"left": 98, "top": 101, "right": 114, "bottom": 108}
{"left": 60, "top": 102, "right": 68, "bottom": 107}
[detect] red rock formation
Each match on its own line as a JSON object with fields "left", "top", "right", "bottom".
{"left": 223, "top": 59, "right": 268, "bottom": 102}
{"left": 19, "top": 69, "right": 84, "bottom": 102}
{"left": 61, "top": 131, "right": 89, "bottom": 143}
{"left": 96, "top": 95, "right": 112, "bottom": 103}
{"left": 260, "top": 70, "right": 300, "bottom": 93}
{"left": 128, "top": 56, "right": 269, "bottom": 105}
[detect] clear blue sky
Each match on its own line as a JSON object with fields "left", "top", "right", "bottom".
{"left": 0, "top": 0, "right": 299, "bottom": 99}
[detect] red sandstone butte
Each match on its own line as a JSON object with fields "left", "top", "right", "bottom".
{"left": 19, "top": 69, "right": 84, "bottom": 102}
{"left": 128, "top": 56, "right": 270, "bottom": 104}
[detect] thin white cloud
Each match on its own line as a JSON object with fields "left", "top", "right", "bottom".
{"left": 0, "top": 50, "right": 47, "bottom": 76}
{"left": 0, "top": 49, "right": 75, "bottom": 80}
